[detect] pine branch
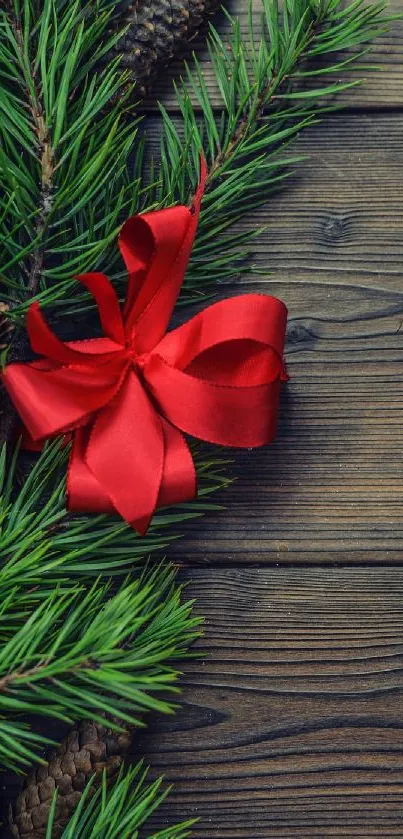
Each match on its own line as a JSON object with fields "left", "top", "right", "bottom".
{"left": 148, "top": 0, "right": 391, "bottom": 298}
{"left": 0, "top": 0, "right": 147, "bottom": 447}
{"left": 7, "top": 9, "right": 54, "bottom": 297}
{"left": 0, "top": 0, "right": 143, "bottom": 318}
{"left": 0, "top": 437, "right": 228, "bottom": 770}
{"left": 0, "top": 0, "right": 390, "bottom": 320}
{"left": 0, "top": 563, "right": 200, "bottom": 772}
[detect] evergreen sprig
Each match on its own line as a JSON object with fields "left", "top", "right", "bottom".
{"left": 0, "top": 0, "right": 391, "bottom": 323}
{"left": 0, "top": 0, "right": 144, "bottom": 317}
{"left": 0, "top": 437, "right": 228, "bottom": 772}
{"left": 46, "top": 763, "right": 194, "bottom": 839}
{"left": 0, "top": 561, "right": 200, "bottom": 772}
{"left": 154, "top": 0, "right": 391, "bottom": 294}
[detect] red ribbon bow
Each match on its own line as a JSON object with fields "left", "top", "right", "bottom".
{"left": 2, "top": 160, "right": 288, "bottom": 535}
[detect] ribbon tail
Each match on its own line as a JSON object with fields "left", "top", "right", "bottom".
{"left": 67, "top": 427, "right": 115, "bottom": 515}
{"left": 158, "top": 418, "right": 196, "bottom": 508}
{"left": 68, "top": 371, "right": 165, "bottom": 535}
{"left": 69, "top": 417, "right": 197, "bottom": 526}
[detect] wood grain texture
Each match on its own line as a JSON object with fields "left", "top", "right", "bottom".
{"left": 4, "top": 2, "right": 403, "bottom": 836}
{"left": 150, "top": 0, "right": 403, "bottom": 110}
{"left": 137, "top": 568, "right": 403, "bottom": 837}
{"left": 162, "top": 112, "right": 403, "bottom": 565}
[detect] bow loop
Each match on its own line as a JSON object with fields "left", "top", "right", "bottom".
{"left": 120, "top": 205, "right": 196, "bottom": 351}
{"left": 152, "top": 294, "right": 287, "bottom": 375}
{"left": 27, "top": 275, "right": 125, "bottom": 365}
{"left": 77, "top": 273, "right": 125, "bottom": 346}
{"left": 27, "top": 303, "right": 91, "bottom": 365}
{"left": 120, "top": 159, "right": 207, "bottom": 352}
{"left": 143, "top": 294, "right": 287, "bottom": 448}
{"left": 2, "top": 157, "right": 288, "bottom": 536}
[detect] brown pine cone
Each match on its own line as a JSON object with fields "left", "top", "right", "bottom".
{"left": 112, "top": 0, "right": 222, "bottom": 97}
{"left": 9, "top": 720, "right": 132, "bottom": 839}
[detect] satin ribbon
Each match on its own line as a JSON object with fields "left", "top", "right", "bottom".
{"left": 2, "top": 159, "right": 288, "bottom": 535}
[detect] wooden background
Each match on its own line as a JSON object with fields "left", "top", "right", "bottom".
{"left": 139, "top": 1, "right": 403, "bottom": 836}
{"left": 2, "top": 2, "right": 403, "bottom": 837}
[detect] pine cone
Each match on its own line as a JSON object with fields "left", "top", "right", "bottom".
{"left": 112, "top": 0, "right": 222, "bottom": 97}
{"left": 9, "top": 720, "right": 132, "bottom": 839}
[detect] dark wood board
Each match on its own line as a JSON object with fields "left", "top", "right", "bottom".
{"left": 3, "top": 1, "right": 403, "bottom": 836}
{"left": 137, "top": 7, "right": 403, "bottom": 834}
{"left": 163, "top": 112, "right": 403, "bottom": 565}
{"left": 137, "top": 568, "right": 403, "bottom": 837}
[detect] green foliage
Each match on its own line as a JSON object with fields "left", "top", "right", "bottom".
{"left": 0, "top": 0, "right": 145, "bottom": 317}
{"left": 0, "top": 441, "right": 229, "bottom": 582}
{"left": 0, "top": 0, "right": 390, "bottom": 320}
{"left": 0, "top": 560, "right": 200, "bottom": 772}
{"left": 0, "top": 438, "right": 227, "bottom": 772}
{"left": 46, "top": 763, "right": 194, "bottom": 838}
{"left": 154, "top": 0, "right": 390, "bottom": 296}
{"left": 0, "top": 436, "right": 223, "bottom": 810}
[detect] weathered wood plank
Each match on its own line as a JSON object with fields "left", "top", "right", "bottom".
{"left": 4, "top": 7, "right": 403, "bottom": 831}
{"left": 149, "top": 0, "right": 403, "bottom": 111}
{"left": 137, "top": 568, "right": 403, "bottom": 837}
{"left": 159, "top": 113, "right": 403, "bottom": 564}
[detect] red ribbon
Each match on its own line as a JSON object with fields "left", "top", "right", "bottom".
{"left": 2, "top": 160, "right": 288, "bottom": 535}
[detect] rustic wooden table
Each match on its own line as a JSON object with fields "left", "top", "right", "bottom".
{"left": 2, "top": 3, "right": 402, "bottom": 837}
{"left": 137, "top": 1, "right": 403, "bottom": 836}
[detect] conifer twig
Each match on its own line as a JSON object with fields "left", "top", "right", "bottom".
{"left": 0, "top": 0, "right": 140, "bottom": 445}
{"left": 0, "top": 0, "right": 143, "bottom": 317}
{"left": 9, "top": 8, "right": 54, "bottom": 295}
{"left": 0, "top": 436, "right": 227, "bottom": 771}
{"left": 0, "top": 0, "right": 391, "bottom": 321}
{"left": 152, "top": 0, "right": 391, "bottom": 294}
{"left": 0, "top": 565, "right": 200, "bottom": 772}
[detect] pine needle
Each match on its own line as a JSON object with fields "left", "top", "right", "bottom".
{"left": 0, "top": 440, "right": 230, "bottom": 583}
{"left": 148, "top": 0, "right": 390, "bottom": 299}
{"left": 0, "top": 0, "right": 390, "bottom": 320}
{"left": 0, "top": 562, "right": 200, "bottom": 772}
{"left": 46, "top": 763, "right": 195, "bottom": 838}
